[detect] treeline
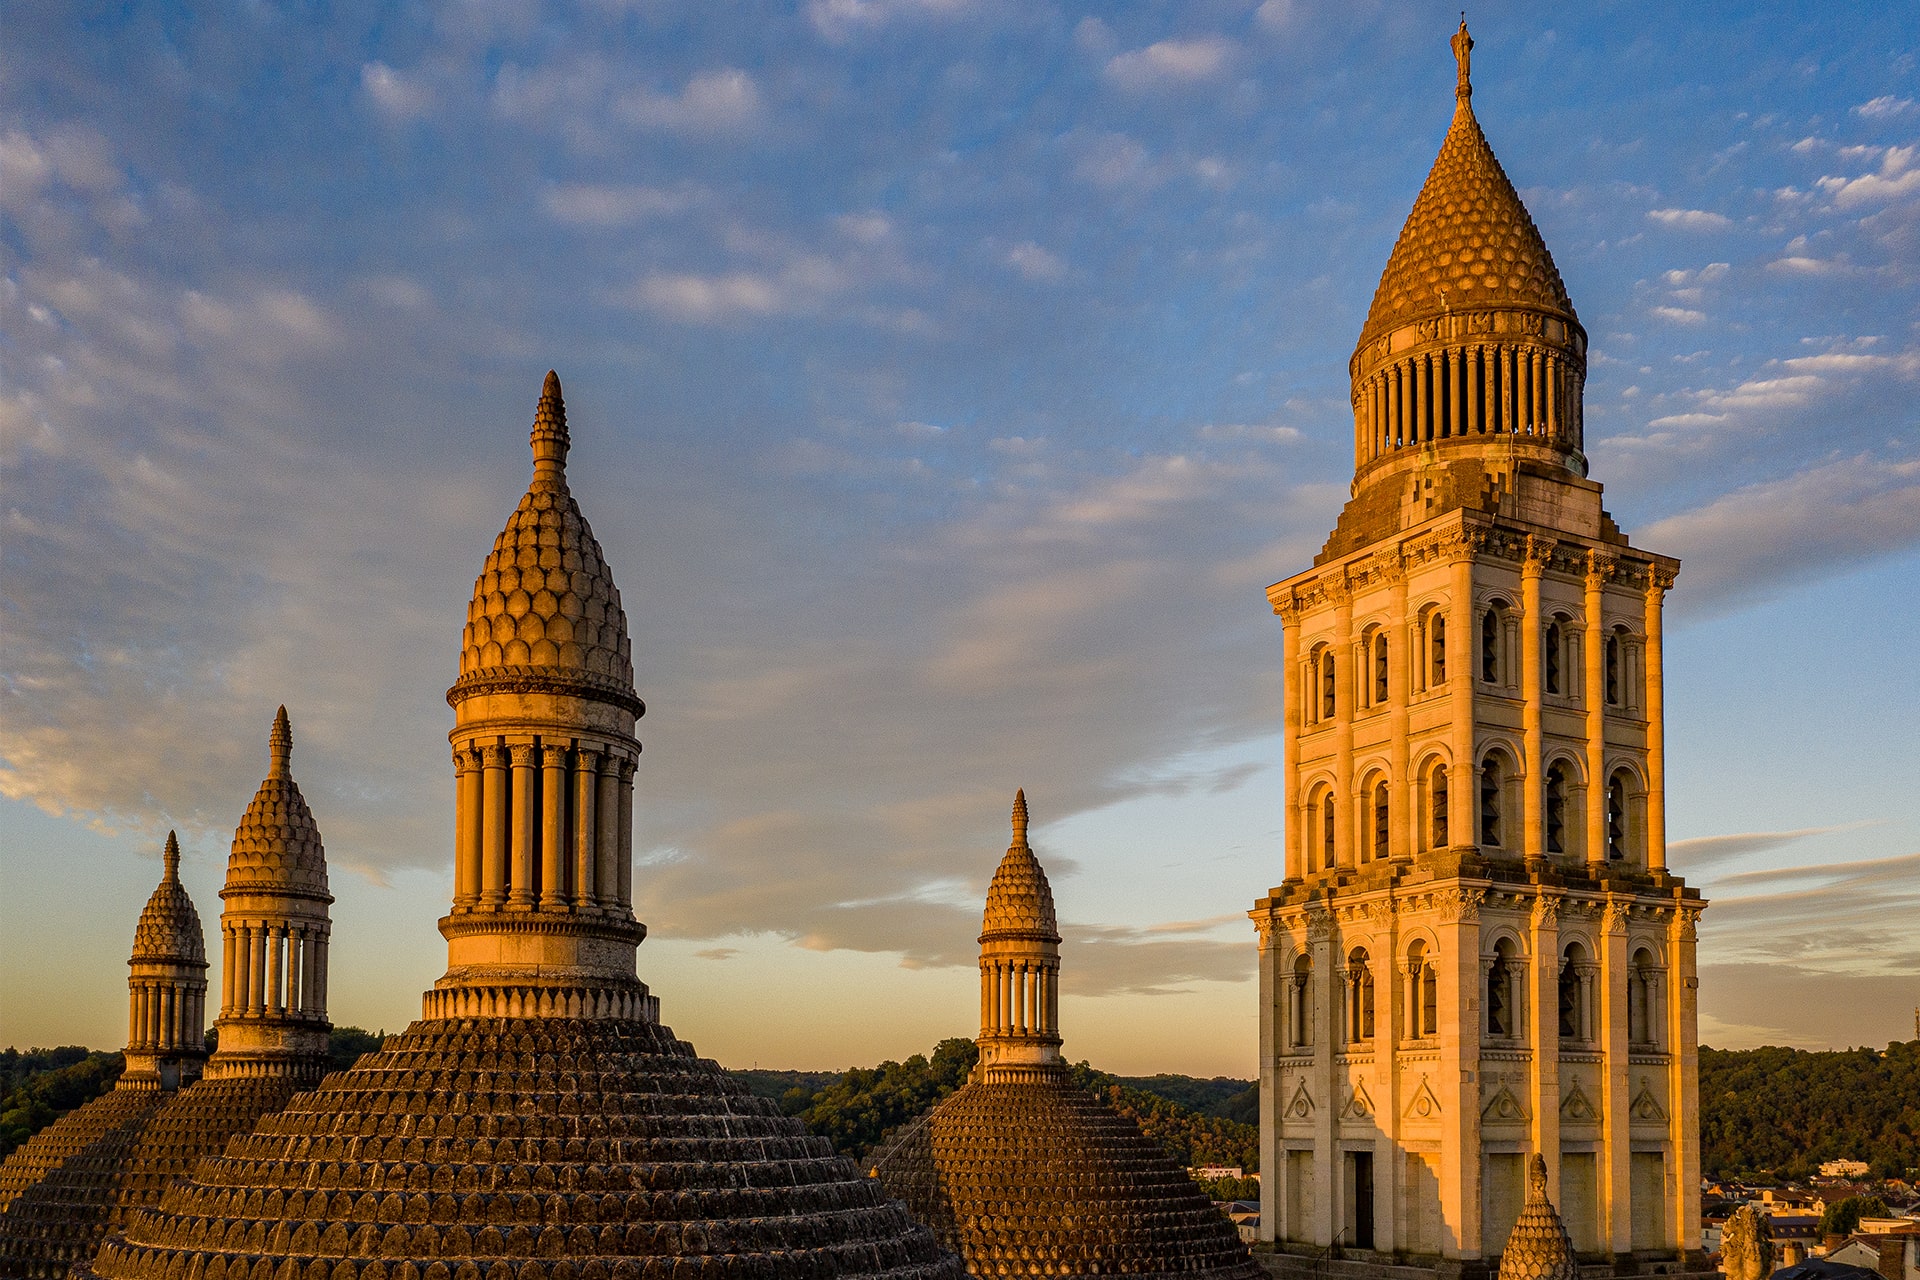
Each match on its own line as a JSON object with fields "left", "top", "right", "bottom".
{"left": 1700, "top": 1040, "right": 1920, "bottom": 1181}
{"left": 1072, "top": 1063, "right": 1260, "bottom": 1172}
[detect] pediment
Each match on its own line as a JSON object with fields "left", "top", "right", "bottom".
{"left": 1480, "top": 1083, "right": 1529, "bottom": 1125}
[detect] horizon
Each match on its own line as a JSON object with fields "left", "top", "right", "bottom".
{"left": 2, "top": 0, "right": 1916, "bottom": 1076}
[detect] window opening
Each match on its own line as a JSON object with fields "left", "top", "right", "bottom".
{"left": 1321, "top": 649, "right": 1336, "bottom": 719}
{"left": 1322, "top": 793, "right": 1336, "bottom": 870}
{"left": 1605, "top": 635, "right": 1621, "bottom": 705}
{"left": 1545, "top": 622, "right": 1562, "bottom": 694}
{"left": 1373, "top": 633, "right": 1389, "bottom": 704}
{"left": 1558, "top": 945, "right": 1585, "bottom": 1039}
{"left": 1482, "top": 607, "right": 1500, "bottom": 682}
{"left": 1545, "top": 764, "right": 1568, "bottom": 855}
{"left": 1347, "top": 948, "right": 1374, "bottom": 1042}
{"left": 1486, "top": 941, "right": 1515, "bottom": 1037}
{"left": 1373, "top": 782, "right": 1390, "bottom": 862}
{"left": 1480, "top": 755, "right": 1502, "bottom": 848}
{"left": 1431, "top": 766, "right": 1449, "bottom": 848}
{"left": 1431, "top": 615, "right": 1447, "bottom": 684}
{"left": 1291, "top": 955, "right": 1312, "bottom": 1048}
{"left": 1607, "top": 773, "right": 1628, "bottom": 861}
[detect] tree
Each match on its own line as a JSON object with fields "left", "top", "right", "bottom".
{"left": 1819, "top": 1196, "right": 1889, "bottom": 1239}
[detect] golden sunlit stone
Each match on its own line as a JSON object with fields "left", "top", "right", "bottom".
{"left": 76, "top": 373, "right": 965, "bottom": 1280}
{"left": 871, "top": 793, "right": 1262, "bottom": 1280}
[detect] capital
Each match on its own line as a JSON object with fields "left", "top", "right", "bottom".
{"left": 541, "top": 745, "right": 570, "bottom": 767}
{"left": 509, "top": 743, "right": 538, "bottom": 767}
{"left": 1584, "top": 550, "right": 1617, "bottom": 585}
{"left": 1522, "top": 536, "right": 1555, "bottom": 575}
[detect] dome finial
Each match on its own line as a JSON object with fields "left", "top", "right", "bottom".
{"left": 1451, "top": 16, "right": 1473, "bottom": 100}
{"left": 269, "top": 706, "right": 292, "bottom": 780}
{"left": 1011, "top": 788, "right": 1028, "bottom": 847}
{"left": 163, "top": 830, "right": 181, "bottom": 880}
{"left": 531, "top": 369, "right": 570, "bottom": 484}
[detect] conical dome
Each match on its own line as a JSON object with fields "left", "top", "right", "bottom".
{"left": 225, "top": 707, "right": 327, "bottom": 895}
{"left": 130, "top": 833, "right": 204, "bottom": 965}
{"left": 451, "top": 370, "right": 641, "bottom": 715}
{"left": 980, "top": 791, "right": 1058, "bottom": 940}
{"left": 1496, "top": 1155, "right": 1580, "bottom": 1280}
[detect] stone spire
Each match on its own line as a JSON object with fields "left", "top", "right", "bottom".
{"left": 433, "top": 370, "right": 654, "bottom": 1022}
{"left": 208, "top": 708, "right": 333, "bottom": 1082}
{"left": 1342, "top": 19, "right": 1588, "bottom": 519}
{"left": 977, "top": 789, "right": 1063, "bottom": 1083}
{"left": 1496, "top": 1155, "right": 1580, "bottom": 1280}
{"left": 122, "top": 832, "right": 209, "bottom": 1091}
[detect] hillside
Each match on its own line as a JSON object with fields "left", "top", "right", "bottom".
{"left": 1699, "top": 1040, "right": 1920, "bottom": 1180}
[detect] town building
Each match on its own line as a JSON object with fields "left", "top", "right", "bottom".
{"left": 870, "top": 792, "right": 1261, "bottom": 1280}
{"left": 1248, "top": 22, "right": 1707, "bottom": 1274}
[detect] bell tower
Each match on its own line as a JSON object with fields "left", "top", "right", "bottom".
{"left": 1250, "top": 24, "right": 1705, "bottom": 1274}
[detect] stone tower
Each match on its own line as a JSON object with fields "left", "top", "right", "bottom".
{"left": 871, "top": 793, "right": 1261, "bottom": 1280}
{"left": 1248, "top": 24, "right": 1706, "bottom": 1273}
{"left": 79, "top": 372, "right": 964, "bottom": 1280}
{"left": 0, "top": 833, "right": 207, "bottom": 1277}
{"left": 207, "top": 705, "right": 334, "bottom": 1081}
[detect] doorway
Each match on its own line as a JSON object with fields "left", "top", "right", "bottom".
{"left": 1346, "top": 1151, "right": 1375, "bottom": 1250}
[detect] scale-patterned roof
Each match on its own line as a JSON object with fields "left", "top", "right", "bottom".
{"left": 80, "top": 1017, "right": 964, "bottom": 1280}
{"left": 979, "top": 791, "right": 1058, "bottom": 940}
{"left": 451, "top": 371, "right": 639, "bottom": 713}
{"left": 225, "top": 708, "right": 328, "bottom": 897}
{"left": 871, "top": 1079, "right": 1261, "bottom": 1280}
{"left": 1357, "top": 93, "right": 1575, "bottom": 348}
{"left": 1497, "top": 1155, "right": 1580, "bottom": 1280}
{"left": 131, "top": 832, "right": 205, "bottom": 965}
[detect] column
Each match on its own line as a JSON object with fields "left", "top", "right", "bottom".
{"left": 1546, "top": 355, "right": 1561, "bottom": 440}
{"left": 1600, "top": 904, "right": 1632, "bottom": 1255}
{"left": 1448, "top": 547, "right": 1477, "bottom": 848}
{"left": 574, "top": 748, "right": 600, "bottom": 908}
{"left": 1450, "top": 348, "right": 1464, "bottom": 437}
{"left": 1413, "top": 354, "right": 1427, "bottom": 444}
{"left": 1310, "top": 922, "right": 1338, "bottom": 1247}
{"left": 1388, "top": 563, "right": 1411, "bottom": 861}
{"left": 128, "top": 984, "right": 140, "bottom": 1048}
{"left": 1644, "top": 572, "right": 1672, "bottom": 872}
{"left": 305, "top": 928, "right": 321, "bottom": 1012}
{"left": 1530, "top": 899, "right": 1562, "bottom": 1205}
{"left": 980, "top": 961, "right": 992, "bottom": 1037}
{"left": 165, "top": 984, "right": 180, "bottom": 1047}
{"left": 1280, "top": 601, "right": 1303, "bottom": 880}
{"left": 221, "top": 927, "right": 236, "bottom": 1016}
{"left": 1670, "top": 910, "right": 1702, "bottom": 1256}
{"left": 596, "top": 755, "right": 620, "bottom": 908}
{"left": 509, "top": 744, "right": 537, "bottom": 907}
{"left": 541, "top": 746, "right": 568, "bottom": 909}
{"left": 314, "top": 937, "right": 329, "bottom": 1017}
{"left": 266, "top": 925, "right": 283, "bottom": 1014}
{"left": 453, "top": 749, "right": 479, "bottom": 909}
{"left": 617, "top": 757, "right": 636, "bottom": 910}
{"left": 1332, "top": 581, "right": 1355, "bottom": 865}
{"left": 1441, "top": 901, "right": 1485, "bottom": 1259}
{"left": 1585, "top": 556, "right": 1613, "bottom": 871}
{"left": 243, "top": 926, "right": 262, "bottom": 1015}
{"left": 1521, "top": 541, "right": 1549, "bottom": 863}
{"left": 482, "top": 745, "right": 509, "bottom": 906}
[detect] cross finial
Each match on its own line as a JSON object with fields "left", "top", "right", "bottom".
{"left": 269, "top": 705, "right": 292, "bottom": 780}
{"left": 1010, "top": 788, "right": 1028, "bottom": 846}
{"left": 1451, "top": 17, "right": 1473, "bottom": 100}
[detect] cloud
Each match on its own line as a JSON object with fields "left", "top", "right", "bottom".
{"left": 616, "top": 69, "right": 760, "bottom": 136}
{"left": 542, "top": 182, "right": 702, "bottom": 227}
{"left": 1647, "top": 208, "right": 1734, "bottom": 230}
{"left": 1854, "top": 95, "right": 1917, "bottom": 119}
{"left": 1816, "top": 145, "right": 1920, "bottom": 208}
{"left": 1195, "top": 422, "right": 1302, "bottom": 444}
{"left": 1104, "top": 36, "right": 1235, "bottom": 92}
{"left": 1670, "top": 824, "right": 1868, "bottom": 870}
{"left": 1004, "top": 241, "right": 1066, "bottom": 282}
{"left": 806, "top": 0, "right": 973, "bottom": 43}
{"left": 1650, "top": 306, "right": 1707, "bottom": 324}
{"left": 360, "top": 63, "right": 436, "bottom": 120}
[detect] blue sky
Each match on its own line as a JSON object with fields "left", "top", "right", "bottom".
{"left": 2, "top": 0, "right": 1916, "bottom": 1075}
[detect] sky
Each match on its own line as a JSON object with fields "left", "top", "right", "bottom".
{"left": 2, "top": 0, "right": 1917, "bottom": 1078}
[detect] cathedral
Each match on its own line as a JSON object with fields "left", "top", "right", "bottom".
{"left": 0, "top": 21, "right": 1704, "bottom": 1280}
{"left": 1248, "top": 22, "right": 1705, "bottom": 1275}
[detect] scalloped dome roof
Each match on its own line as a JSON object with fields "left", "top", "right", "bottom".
{"left": 980, "top": 791, "right": 1058, "bottom": 940}
{"left": 1357, "top": 56, "right": 1576, "bottom": 349}
{"left": 130, "top": 832, "right": 205, "bottom": 966}
{"left": 451, "top": 371, "right": 638, "bottom": 711}
{"left": 1497, "top": 1155, "right": 1581, "bottom": 1280}
{"left": 225, "top": 707, "right": 328, "bottom": 897}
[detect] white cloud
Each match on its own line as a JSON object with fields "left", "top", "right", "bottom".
{"left": 1104, "top": 36, "right": 1236, "bottom": 92}
{"left": 1253, "top": 0, "right": 1296, "bottom": 32}
{"left": 1854, "top": 95, "right": 1917, "bottom": 119}
{"left": 1071, "top": 131, "right": 1154, "bottom": 190}
{"left": 616, "top": 68, "right": 761, "bottom": 136}
{"left": 1647, "top": 208, "right": 1734, "bottom": 230}
{"left": 1004, "top": 241, "right": 1066, "bottom": 282}
{"left": 360, "top": 62, "right": 436, "bottom": 121}
{"left": 1816, "top": 145, "right": 1920, "bottom": 208}
{"left": 805, "top": 0, "right": 974, "bottom": 43}
{"left": 543, "top": 182, "right": 701, "bottom": 227}
{"left": 1650, "top": 305, "right": 1707, "bottom": 324}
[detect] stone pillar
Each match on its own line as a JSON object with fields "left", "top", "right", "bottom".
{"left": 1388, "top": 561, "right": 1412, "bottom": 861}
{"left": 1530, "top": 897, "right": 1561, "bottom": 1204}
{"left": 574, "top": 748, "right": 600, "bottom": 907}
{"left": 541, "top": 746, "right": 568, "bottom": 909}
{"left": 482, "top": 745, "right": 509, "bottom": 906}
{"left": 1521, "top": 540, "right": 1550, "bottom": 863}
{"left": 315, "top": 936, "right": 329, "bottom": 1017}
{"left": 1600, "top": 901, "right": 1632, "bottom": 1255}
{"left": 128, "top": 985, "right": 140, "bottom": 1047}
{"left": 1280, "top": 599, "right": 1303, "bottom": 880}
{"left": 1332, "top": 580, "right": 1355, "bottom": 864}
{"left": 220, "top": 928, "right": 236, "bottom": 1016}
{"left": 1670, "top": 908, "right": 1702, "bottom": 1254}
{"left": 1310, "top": 916, "right": 1338, "bottom": 1247}
{"left": 617, "top": 756, "right": 636, "bottom": 910}
{"left": 1448, "top": 545, "right": 1477, "bottom": 847}
{"left": 509, "top": 743, "right": 537, "bottom": 907}
{"left": 596, "top": 755, "right": 620, "bottom": 909}
{"left": 453, "top": 748, "right": 479, "bottom": 909}
{"left": 1644, "top": 572, "right": 1672, "bottom": 871}
{"left": 1440, "top": 893, "right": 1485, "bottom": 1259}
{"left": 1584, "top": 555, "right": 1613, "bottom": 870}
{"left": 248, "top": 925, "right": 266, "bottom": 1016}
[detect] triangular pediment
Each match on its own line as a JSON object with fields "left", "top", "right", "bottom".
{"left": 1404, "top": 1075, "right": 1442, "bottom": 1121}
{"left": 1284, "top": 1079, "right": 1314, "bottom": 1119}
{"left": 1480, "top": 1083, "right": 1529, "bottom": 1125}
{"left": 1560, "top": 1079, "right": 1598, "bottom": 1123}
{"left": 1630, "top": 1077, "right": 1669, "bottom": 1123}
{"left": 1340, "top": 1080, "right": 1376, "bottom": 1121}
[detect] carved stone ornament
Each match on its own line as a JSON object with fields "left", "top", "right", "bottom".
{"left": 1437, "top": 888, "right": 1486, "bottom": 923}
{"left": 1522, "top": 535, "right": 1556, "bottom": 574}
{"left": 1677, "top": 907, "right": 1702, "bottom": 942}
{"left": 1304, "top": 906, "right": 1335, "bottom": 940}
{"left": 1584, "top": 550, "right": 1617, "bottom": 585}
{"left": 1531, "top": 895, "right": 1560, "bottom": 930}
{"left": 1602, "top": 901, "right": 1631, "bottom": 934}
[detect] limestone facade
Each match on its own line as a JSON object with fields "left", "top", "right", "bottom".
{"left": 1249, "top": 24, "right": 1705, "bottom": 1272}
{"left": 871, "top": 795, "right": 1261, "bottom": 1280}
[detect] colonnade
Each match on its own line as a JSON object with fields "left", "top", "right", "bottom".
{"left": 450, "top": 737, "right": 637, "bottom": 915}
{"left": 127, "top": 982, "right": 206, "bottom": 1050}
{"left": 1353, "top": 342, "right": 1583, "bottom": 466}
{"left": 979, "top": 956, "right": 1059, "bottom": 1041}
{"left": 219, "top": 921, "right": 328, "bottom": 1020}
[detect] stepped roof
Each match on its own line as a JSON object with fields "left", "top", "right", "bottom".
{"left": 1357, "top": 21, "right": 1577, "bottom": 350}
{"left": 450, "top": 371, "right": 640, "bottom": 714}
{"left": 1497, "top": 1155, "right": 1580, "bottom": 1280}
{"left": 130, "top": 832, "right": 205, "bottom": 966}
{"left": 80, "top": 1018, "right": 964, "bottom": 1280}
{"left": 870, "top": 1079, "right": 1261, "bottom": 1280}
{"left": 224, "top": 708, "right": 329, "bottom": 898}
{"left": 979, "top": 790, "right": 1058, "bottom": 941}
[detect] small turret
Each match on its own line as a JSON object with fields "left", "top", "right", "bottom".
{"left": 123, "top": 832, "right": 210, "bottom": 1091}
{"left": 976, "top": 789, "right": 1063, "bottom": 1083}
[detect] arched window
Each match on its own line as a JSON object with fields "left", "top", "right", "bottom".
{"left": 1628, "top": 947, "right": 1659, "bottom": 1047}
{"left": 1430, "top": 764, "right": 1449, "bottom": 849}
{"left": 1544, "top": 621, "right": 1563, "bottom": 694}
{"left": 1486, "top": 938, "right": 1517, "bottom": 1038}
{"left": 1290, "top": 954, "right": 1313, "bottom": 1048}
{"left": 1559, "top": 943, "right": 1588, "bottom": 1040}
{"left": 1481, "top": 606, "right": 1501, "bottom": 683}
{"left": 1545, "top": 763, "right": 1569, "bottom": 855}
{"left": 1321, "top": 647, "right": 1337, "bottom": 719}
{"left": 1605, "top": 632, "right": 1622, "bottom": 706}
{"left": 1372, "top": 781, "right": 1390, "bottom": 862}
{"left": 1607, "top": 771, "right": 1630, "bottom": 861}
{"left": 1373, "top": 630, "right": 1389, "bottom": 705}
{"left": 1406, "top": 940, "right": 1437, "bottom": 1039}
{"left": 1480, "top": 753, "right": 1504, "bottom": 848}
{"left": 1430, "top": 613, "right": 1447, "bottom": 685}
{"left": 1322, "top": 792, "right": 1337, "bottom": 870}
{"left": 1346, "top": 947, "right": 1374, "bottom": 1042}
